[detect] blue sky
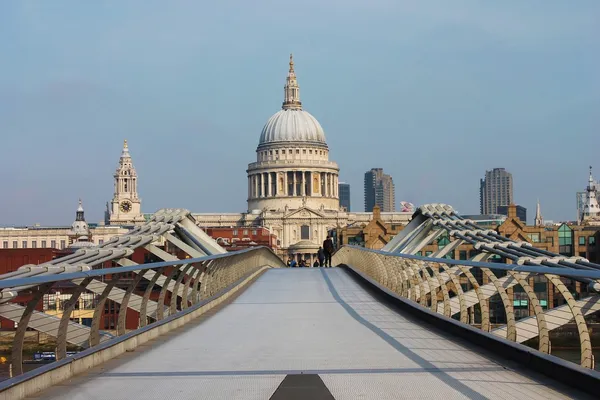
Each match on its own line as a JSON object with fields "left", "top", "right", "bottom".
{"left": 0, "top": 1, "right": 598, "bottom": 226}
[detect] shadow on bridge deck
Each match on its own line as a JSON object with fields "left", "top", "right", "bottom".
{"left": 32, "top": 269, "right": 592, "bottom": 400}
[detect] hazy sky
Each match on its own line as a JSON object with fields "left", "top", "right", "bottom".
{"left": 1, "top": 1, "right": 598, "bottom": 226}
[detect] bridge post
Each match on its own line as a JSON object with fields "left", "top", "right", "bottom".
{"left": 89, "top": 276, "right": 120, "bottom": 347}
{"left": 156, "top": 266, "right": 180, "bottom": 320}
{"left": 117, "top": 269, "right": 149, "bottom": 336}
{"left": 11, "top": 283, "right": 53, "bottom": 376}
{"left": 170, "top": 264, "right": 194, "bottom": 315}
{"left": 140, "top": 268, "right": 165, "bottom": 327}
{"left": 56, "top": 278, "right": 93, "bottom": 360}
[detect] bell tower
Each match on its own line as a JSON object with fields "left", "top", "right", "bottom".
{"left": 108, "top": 140, "right": 145, "bottom": 225}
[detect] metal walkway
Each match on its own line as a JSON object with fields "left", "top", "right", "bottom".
{"left": 34, "top": 269, "right": 590, "bottom": 400}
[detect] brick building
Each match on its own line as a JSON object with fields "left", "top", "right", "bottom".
{"left": 204, "top": 227, "right": 278, "bottom": 252}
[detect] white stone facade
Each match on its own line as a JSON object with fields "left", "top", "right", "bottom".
{"left": 194, "top": 55, "right": 411, "bottom": 260}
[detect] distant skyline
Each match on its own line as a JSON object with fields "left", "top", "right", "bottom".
{"left": 1, "top": 1, "right": 598, "bottom": 226}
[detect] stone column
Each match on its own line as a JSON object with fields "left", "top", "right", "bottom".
{"left": 334, "top": 175, "right": 338, "bottom": 197}
{"left": 267, "top": 172, "right": 272, "bottom": 197}
{"left": 258, "top": 174, "right": 262, "bottom": 197}
{"left": 284, "top": 171, "right": 288, "bottom": 196}
{"left": 292, "top": 171, "right": 297, "bottom": 196}
{"left": 254, "top": 175, "right": 259, "bottom": 198}
{"left": 301, "top": 171, "right": 306, "bottom": 196}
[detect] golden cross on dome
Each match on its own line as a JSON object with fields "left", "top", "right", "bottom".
{"left": 289, "top": 53, "right": 294, "bottom": 73}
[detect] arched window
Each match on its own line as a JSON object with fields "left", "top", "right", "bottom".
{"left": 301, "top": 225, "right": 310, "bottom": 240}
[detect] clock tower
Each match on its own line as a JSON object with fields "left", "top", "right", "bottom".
{"left": 108, "top": 140, "right": 145, "bottom": 225}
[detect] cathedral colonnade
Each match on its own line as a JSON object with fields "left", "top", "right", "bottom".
{"left": 247, "top": 171, "right": 338, "bottom": 199}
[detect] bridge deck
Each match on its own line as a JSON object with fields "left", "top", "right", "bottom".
{"left": 32, "top": 268, "right": 589, "bottom": 400}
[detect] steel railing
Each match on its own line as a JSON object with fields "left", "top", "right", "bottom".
{"left": 333, "top": 245, "right": 600, "bottom": 369}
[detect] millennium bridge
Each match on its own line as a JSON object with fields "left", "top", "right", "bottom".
{"left": 0, "top": 205, "right": 599, "bottom": 399}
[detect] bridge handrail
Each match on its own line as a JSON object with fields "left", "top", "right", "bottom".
{"left": 333, "top": 245, "right": 600, "bottom": 370}
{"left": 0, "top": 246, "right": 280, "bottom": 290}
{"left": 338, "top": 245, "right": 600, "bottom": 282}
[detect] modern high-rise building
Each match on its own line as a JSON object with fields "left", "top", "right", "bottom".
{"left": 577, "top": 191, "right": 587, "bottom": 223}
{"left": 339, "top": 182, "right": 351, "bottom": 211}
{"left": 364, "top": 168, "right": 396, "bottom": 212}
{"left": 480, "top": 168, "right": 513, "bottom": 215}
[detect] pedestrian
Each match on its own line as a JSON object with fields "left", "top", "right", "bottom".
{"left": 313, "top": 259, "right": 320, "bottom": 268}
{"left": 287, "top": 258, "right": 292, "bottom": 267}
{"left": 317, "top": 247, "right": 325, "bottom": 267}
{"left": 290, "top": 258, "right": 297, "bottom": 268}
{"left": 323, "top": 236, "right": 334, "bottom": 267}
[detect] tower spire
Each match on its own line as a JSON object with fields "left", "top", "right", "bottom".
{"left": 75, "top": 199, "right": 85, "bottom": 222}
{"left": 534, "top": 198, "right": 543, "bottom": 227}
{"left": 121, "top": 139, "right": 131, "bottom": 159}
{"left": 282, "top": 53, "right": 302, "bottom": 110}
{"left": 583, "top": 166, "right": 600, "bottom": 224}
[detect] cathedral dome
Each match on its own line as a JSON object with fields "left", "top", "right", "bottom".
{"left": 258, "top": 54, "right": 327, "bottom": 148}
{"left": 259, "top": 109, "right": 326, "bottom": 146}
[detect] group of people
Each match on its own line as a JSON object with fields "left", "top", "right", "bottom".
{"left": 287, "top": 235, "right": 335, "bottom": 268}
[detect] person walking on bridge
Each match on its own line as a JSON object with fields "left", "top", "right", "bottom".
{"left": 317, "top": 247, "right": 325, "bottom": 267}
{"left": 323, "top": 236, "right": 334, "bottom": 267}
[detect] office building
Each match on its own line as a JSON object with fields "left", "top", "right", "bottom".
{"left": 364, "top": 168, "right": 396, "bottom": 212}
{"left": 480, "top": 168, "right": 513, "bottom": 215}
{"left": 339, "top": 182, "right": 351, "bottom": 211}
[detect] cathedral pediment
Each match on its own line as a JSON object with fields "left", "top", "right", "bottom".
{"left": 284, "top": 207, "right": 326, "bottom": 219}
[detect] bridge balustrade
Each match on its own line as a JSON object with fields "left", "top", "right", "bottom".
{"left": 334, "top": 245, "right": 600, "bottom": 369}
{"left": 0, "top": 246, "right": 284, "bottom": 379}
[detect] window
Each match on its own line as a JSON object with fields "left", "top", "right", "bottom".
{"left": 303, "top": 149, "right": 306, "bottom": 154}
{"left": 51, "top": 240, "right": 56, "bottom": 248}
{"left": 252, "top": 230, "right": 257, "bottom": 236}
{"left": 296, "top": 149, "right": 299, "bottom": 154}
{"left": 558, "top": 224, "right": 573, "bottom": 256}
{"left": 527, "top": 233, "right": 540, "bottom": 243}
{"left": 12, "top": 241, "right": 17, "bottom": 249}
{"left": 590, "top": 236, "right": 596, "bottom": 246}
{"left": 32, "top": 241, "right": 37, "bottom": 249}
{"left": 60, "top": 240, "right": 66, "bottom": 249}
{"left": 309, "top": 150, "right": 312, "bottom": 154}
{"left": 99, "top": 239, "right": 104, "bottom": 245}
{"left": 459, "top": 250, "right": 467, "bottom": 260}
{"left": 300, "top": 225, "right": 310, "bottom": 240}
{"left": 2, "top": 241, "right": 7, "bottom": 249}
{"left": 41, "top": 240, "right": 46, "bottom": 248}
{"left": 437, "top": 235, "right": 449, "bottom": 249}
{"left": 579, "top": 236, "right": 586, "bottom": 245}
{"left": 22, "top": 241, "right": 27, "bottom": 249}
{"left": 275, "top": 150, "right": 278, "bottom": 155}
{"left": 425, "top": 251, "right": 433, "bottom": 256}
{"left": 282, "top": 150, "right": 285, "bottom": 154}
{"left": 243, "top": 229, "right": 248, "bottom": 236}
{"left": 232, "top": 230, "right": 238, "bottom": 236}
